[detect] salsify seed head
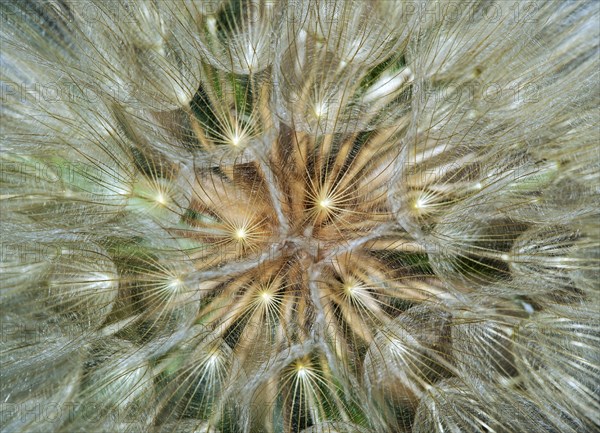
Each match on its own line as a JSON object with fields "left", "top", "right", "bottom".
{"left": 1, "top": 1, "right": 599, "bottom": 432}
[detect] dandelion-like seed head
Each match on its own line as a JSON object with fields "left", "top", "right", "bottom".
{"left": 1, "top": 1, "right": 599, "bottom": 433}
